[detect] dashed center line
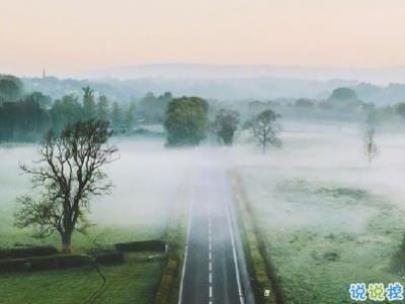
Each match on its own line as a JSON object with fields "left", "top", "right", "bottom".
{"left": 208, "top": 215, "right": 214, "bottom": 304}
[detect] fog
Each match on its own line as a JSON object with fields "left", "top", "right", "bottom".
{"left": 2, "top": 120, "right": 405, "bottom": 236}
{"left": 0, "top": 140, "right": 198, "bottom": 244}
{"left": 1, "top": 120, "right": 405, "bottom": 285}
{"left": 228, "top": 119, "right": 405, "bottom": 302}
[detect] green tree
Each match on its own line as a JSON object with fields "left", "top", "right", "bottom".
{"left": 0, "top": 75, "right": 23, "bottom": 102}
{"left": 96, "top": 95, "right": 110, "bottom": 121}
{"left": 125, "top": 101, "right": 136, "bottom": 132}
{"left": 248, "top": 109, "right": 281, "bottom": 153}
{"left": 25, "top": 91, "right": 52, "bottom": 109}
{"left": 213, "top": 109, "right": 240, "bottom": 145}
{"left": 328, "top": 87, "right": 358, "bottom": 102}
{"left": 15, "top": 120, "right": 117, "bottom": 253}
{"left": 164, "top": 97, "right": 209, "bottom": 146}
{"left": 295, "top": 98, "right": 314, "bottom": 108}
{"left": 82, "top": 86, "right": 96, "bottom": 119}
{"left": 111, "top": 102, "right": 124, "bottom": 131}
{"left": 0, "top": 99, "right": 50, "bottom": 142}
{"left": 50, "top": 94, "right": 82, "bottom": 132}
{"left": 394, "top": 103, "right": 405, "bottom": 119}
{"left": 138, "top": 92, "right": 173, "bottom": 123}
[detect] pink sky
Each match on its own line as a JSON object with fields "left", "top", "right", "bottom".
{"left": 1, "top": 0, "right": 405, "bottom": 76}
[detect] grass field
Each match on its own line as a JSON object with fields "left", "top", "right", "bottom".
{"left": 0, "top": 138, "right": 191, "bottom": 250}
{"left": 234, "top": 120, "right": 405, "bottom": 303}
{"left": 0, "top": 138, "right": 191, "bottom": 303}
{"left": 0, "top": 256, "right": 163, "bottom": 304}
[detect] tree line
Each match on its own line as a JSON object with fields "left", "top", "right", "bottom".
{"left": 0, "top": 75, "right": 174, "bottom": 142}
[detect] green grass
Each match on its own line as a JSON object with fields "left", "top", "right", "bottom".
{"left": 0, "top": 141, "right": 184, "bottom": 303}
{"left": 0, "top": 225, "right": 163, "bottom": 253}
{"left": 0, "top": 256, "right": 164, "bottom": 304}
{"left": 240, "top": 168, "right": 405, "bottom": 304}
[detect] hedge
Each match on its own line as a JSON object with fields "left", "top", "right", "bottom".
{"left": 115, "top": 240, "right": 166, "bottom": 253}
{"left": 0, "top": 246, "right": 58, "bottom": 260}
{"left": 0, "top": 254, "right": 91, "bottom": 273}
{"left": 0, "top": 258, "right": 30, "bottom": 273}
{"left": 29, "top": 254, "right": 91, "bottom": 271}
{"left": 95, "top": 252, "right": 125, "bottom": 265}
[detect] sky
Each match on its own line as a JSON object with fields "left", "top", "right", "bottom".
{"left": 0, "top": 0, "right": 405, "bottom": 77}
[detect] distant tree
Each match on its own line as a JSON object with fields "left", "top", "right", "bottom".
{"left": 96, "top": 95, "right": 110, "bottom": 121}
{"left": 164, "top": 97, "right": 209, "bottom": 146}
{"left": 138, "top": 92, "right": 158, "bottom": 122}
{"left": 138, "top": 92, "right": 173, "bottom": 123}
{"left": 15, "top": 120, "right": 117, "bottom": 253}
{"left": 248, "top": 109, "right": 281, "bottom": 153}
{"left": 394, "top": 103, "right": 405, "bottom": 120}
{"left": 213, "top": 109, "right": 240, "bottom": 145}
{"left": 0, "top": 75, "right": 24, "bottom": 102}
{"left": 0, "top": 99, "right": 50, "bottom": 141}
{"left": 125, "top": 101, "right": 136, "bottom": 132}
{"left": 364, "top": 126, "right": 378, "bottom": 166}
{"left": 50, "top": 94, "right": 82, "bottom": 131}
{"left": 82, "top": 86, "right": 96, "bottom": 119}
{"left": 364, "top": 112, "right": 378, "bottom": 165}
{"left": 328, "top": 87, "right": 358, "bottom": 102}
{"left": 111, "top": 102, "right": 124, "bottom": 131}
{"left": 25, "top": 92, "right": 52, "bottom": 109}
{"left": 295, "top": 98, "right": 314, "bottom": 108}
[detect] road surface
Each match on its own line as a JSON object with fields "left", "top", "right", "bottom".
{"left": 178, "top": 165, "right": 254, "bottom": 304}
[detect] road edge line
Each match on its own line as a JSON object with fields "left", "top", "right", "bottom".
{"left": 224, "top": 174, "right": 246, "bottom": 304}
{"left": 177, "top": 179, "right": 194, "bottom": 304}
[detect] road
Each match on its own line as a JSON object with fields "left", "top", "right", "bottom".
{"left": 178, "top": 165, "right": 254, "bottom": 304}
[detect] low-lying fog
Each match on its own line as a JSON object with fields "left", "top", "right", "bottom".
{"left": 1, "top": 119, "right": 405, "bottom": 249}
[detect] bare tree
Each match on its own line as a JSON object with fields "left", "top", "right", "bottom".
{"left": 15, "top": 120, "right": 117, "bottom": 253}
{"left": 363, "top": 111, "right": 379, "bottom": 166}
{"left": 248, "top": 109, "right": 281, "bottom": 153}
{"left": 364, "top": 126, "right": 378, "bottom": 166}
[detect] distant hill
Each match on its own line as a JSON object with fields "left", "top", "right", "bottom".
{"left": 20, "top": 65, "right": 405, "bottom": 105}
{"left": 81, "top": 64, "right": 405, "bottom": 85}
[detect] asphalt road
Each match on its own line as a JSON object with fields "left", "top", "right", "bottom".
{"left": 178, "top": 166, "right": 254, "bottom": 304}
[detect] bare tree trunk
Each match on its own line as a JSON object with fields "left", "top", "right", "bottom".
{"left": 262, "top": 136, "right": 267, "bottom": 154}
{"left": 61, "top": 232, "right": 72, "bottom": 254}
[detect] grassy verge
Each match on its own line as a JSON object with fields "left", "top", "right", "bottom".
{"left": 230, "top": 169, "right": 282, "bottom": 304}
{"left": 0, "top": 254, "right": 164, "bottom": 304}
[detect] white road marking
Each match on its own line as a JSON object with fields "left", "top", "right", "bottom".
{"left": 224, "top": 178, "right": 245, "bottom": 304}
{"left": 177, "top": 188, "right": 194, "bottom": 304}
{"left": 208, "top": 214, "right": 214, "bottom": 303}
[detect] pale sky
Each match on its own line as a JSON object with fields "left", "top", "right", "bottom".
{"left": 0, "top": 0, "right": 405, "bottom": 76}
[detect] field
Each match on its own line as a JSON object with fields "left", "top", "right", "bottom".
{"left": 0, "top": 258, "right": 163, "bottom": 304}
{"left": 234, "top": 120, "right": 405, "bottom": 303}
{"left": 0, "top": 138, "right": 191, "bottom": 303}
{"left": 0, "top": 138, "right": 192, "bottom": 249}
